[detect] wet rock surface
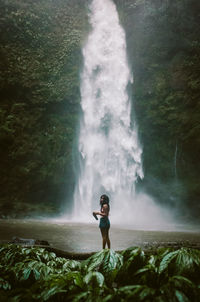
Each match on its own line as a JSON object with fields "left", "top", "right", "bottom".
{"left": 11, "top": 236, "right": 50, "bottom": 246}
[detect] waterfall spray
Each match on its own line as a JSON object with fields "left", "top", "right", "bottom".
{"left": 72, "top": 0, "right": 144, "bottom": 224}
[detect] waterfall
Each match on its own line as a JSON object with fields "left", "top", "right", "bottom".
{"left": 72, "top": 0, "right": 144, "bottom": 223}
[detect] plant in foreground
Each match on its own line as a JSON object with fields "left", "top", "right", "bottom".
{"left": 0, "top": 244, "right": 200, "bottom": 302}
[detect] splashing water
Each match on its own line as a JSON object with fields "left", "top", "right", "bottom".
{"left": 71, "top": 0, "right": 145, "bottom": 224}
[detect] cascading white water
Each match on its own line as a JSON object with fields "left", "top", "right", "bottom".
{"left": 73, "top": 0, "right": 144, "bottom": 223}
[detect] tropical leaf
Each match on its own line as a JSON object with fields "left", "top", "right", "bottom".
{"left": 122, "top": 247, "right": 145, "bottom": 260}
{"left": 158, "top": 250, "right": 178, "bottom": 274}
{"left": 72, "top": 291, "right": 90, "bottom": 302}
{"left": 99, "top": 249, "right": 123, "bottom": 278}
{"left": 159, "top": 248, "right": 200, "bottom": 281}
{"left": 65, "top": 271, "right": 85, "bottom": 289}
{"left": 82, "top": 250, "right": 105, "bottom": 272}
{"left": 160, "top": 275, "right": 197, "bottom": 302}
{"left": 0, "top": 277, "right": 11, "bottom": 290}
{"left": 22, "top": 267, "right": 32, "bottom": 280}
{"left": 148, "top": 254, "right": 157, "bottom": 266}
{"left": 1, "top": 245, "right": 199, "bottom": 302}
{"left": 36, "top": 277, "right": 68, "bottom": 301}
{"left": 134, "top": 266, "right": 158, "bottom": 288}
{"left": 101, "top": 294, "right": 114, "bottom": 302}
{"left": 122, "top": 247, "right": 146, "bottom": 267}
{"left": 170, "top": 275, "right": 195, "bottom": 290}
{"left": 63, "top": 259, "right": 81, "bottom": 272}
{"left": 175, "top": 289, "right": 190, "bottom": 302}
{"left": 82, "top": 249, "right": 123, "bottom": 281}
{"left": 84, "top": 271, "right": 105, "bottom": 288}
{"left": 14, "top": 260, "right": 52, "bottom": 281}
{"left": 33, "top": 272, "right": 84, "bottom": 301}
{"left": 116, "top": 247, "right": 146, "bottom": 285}
{"left": 40, "top": 286, "right": 67, "bottom": 301}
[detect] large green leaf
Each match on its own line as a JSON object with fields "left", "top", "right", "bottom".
{"left": 0, "top": 277, "right": 11, "bottom": 290}
{"left": 159, "top": 250, "right": 178, "bottom": 274}
{"left": 160, "top": 275, "right": 197, "bottom": 302}
{"left": 82, "top": 250, "right": 105, "bottom": 272}
{"left": 34, "top": 276, "right": 68, "bottom": 301}
{"left": 66, "top": 271, "right": 85, "bottom": 289}
{"left": 72, "top": 291, "right": 90, "bottom": 302}
{"left": 13, "top": 260, "right": 52, "bottom": 281}
{"left": 82, "top": 249, "right": 123, "bottom": 281}
{"left": 175, "top": 289, "right": 190, "bottom": 302}
{"left": 116, "top": 247, "right": 146, "bottom": 285}
{"left": 32, "top": 272, "right": 84, "bottom": 301}
{"left": 63, "top": 259, "right": 81, "bottom": 272}
{"left": 159, "top": 248, "right": 200, "bottom": 281}
{"left": 122, "top": 247, "right": 145, "bottom": 260}
{"left": 84, "top": 271, "right": 105, "bottom": 288}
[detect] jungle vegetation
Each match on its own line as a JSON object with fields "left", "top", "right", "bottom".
{"left": 0, "top": 0, "right": 89, "bottom": 216}
{"left": 0, "top": 0, "right": 200, "bottom": 218}
{"left": 0, "top": 244, "right": 200, "bottom": 301}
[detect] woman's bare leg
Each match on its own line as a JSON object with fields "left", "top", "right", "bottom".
{"left": 100, "top": 228, "right": 107, "bottom": 249}
{"left": 105, "top": 229, "right": 111, "bottom": 249}
{"left": 100, "top": 228, "right": 111, "bottom": 249}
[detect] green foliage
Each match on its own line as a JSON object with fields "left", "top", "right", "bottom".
{"left": 0, "top": 245, "right": 200, "bottom": 301}
{"left": 107, "top": 285, "right": 156, "bottom": 302}
{"left": 159, "top": 247, "right": 200, "bottom": 281}
{"left": 116, "top": 247, "right": 146, "bottom": 285}
{"left": 0, "top": 244, "right": 83, "bottom": 301}
{"left": 84, "top": 271, "right": 105, "bottom": 288}
{"left": 82, "top": 249, "right": 123, "bottom": 282}
{"left": 0, "top": 0, "right": 89, "bottom": 213}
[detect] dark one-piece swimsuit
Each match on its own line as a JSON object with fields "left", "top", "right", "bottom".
{"left": 99, "top": 216, "right": 110, "bottom": 229}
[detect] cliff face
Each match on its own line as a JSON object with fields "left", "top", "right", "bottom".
{"left": 115, "top": 0, "right": 200, "bottom": 217}
{"left": 0, "top": 0, "right": 200, "bottom": 218}
{"left": 0, "top": 0, "right": 89, "bottom": 215}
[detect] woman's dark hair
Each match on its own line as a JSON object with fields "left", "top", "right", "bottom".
{"left": 100, "top": 194, "right": 110, "bottom": 211}
{"left": 100, "top": 194, "right": 109, "bottom": 203}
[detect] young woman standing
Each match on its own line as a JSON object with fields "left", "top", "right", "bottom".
{"left": 93, "top": 194, "right": 111, "bottom": 249}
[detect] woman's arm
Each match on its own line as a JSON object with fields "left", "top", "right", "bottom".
{"left": 93, "top": 204, "right": 109, "bottom": 217}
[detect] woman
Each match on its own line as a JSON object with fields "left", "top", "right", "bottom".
{"left": 93, "top": 194, "right": 111, "bottom": 249}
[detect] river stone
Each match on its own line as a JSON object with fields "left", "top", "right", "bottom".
{"left": 11, "top": 236, "right": 49, "bottom": 246}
